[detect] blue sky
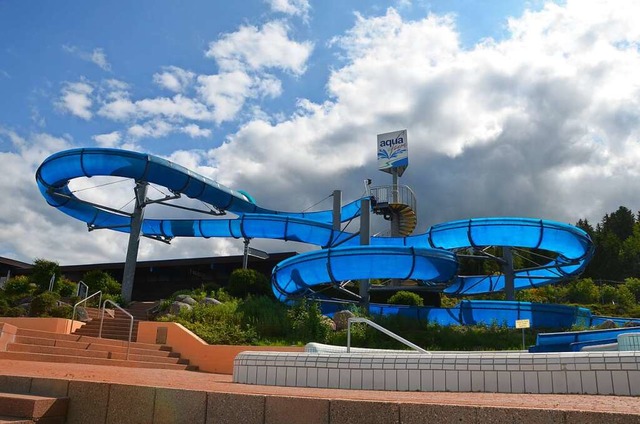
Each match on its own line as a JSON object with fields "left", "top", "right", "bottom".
{"left": 2, "top": 0, "right": 640, "bottom": 265}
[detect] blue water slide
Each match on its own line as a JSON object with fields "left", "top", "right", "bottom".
{"left": 36, "top": 147, "right": 594, "bottom": 309}
{"left": 271, "top": 246, "right": 458, "bottom": 301}
{"left": 36, "top": 148, "right": 365, "bottom": 225}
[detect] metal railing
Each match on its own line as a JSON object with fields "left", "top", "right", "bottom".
{"left": 72, "top": 290, "right": 102, "bottom": 324}
{"left": 346, "top": 317, "right": 429, "bottom": 354}
{"left": 369, "top": 185, "right": 417, "bottom": 213}
{"left": 99, "top": 300, "right": 134, "bottom": 360}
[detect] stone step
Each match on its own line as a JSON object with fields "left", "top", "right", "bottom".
{"left": 15, "top": 336, "right": 176, "bottom": 358}
{"left": 7, "top": 344, "right": 186, "bottom": 365}
{"left": 15, "top": 328, "right": 167, "bottom": 351}
{"left": 0, "top": 416, "right": 33, "bottom": 424}
{"left": 0, "top": 351, "right": 197, "bottom": 371}
{"left": 0, "top": 392, "right": 68, "bottom": 423}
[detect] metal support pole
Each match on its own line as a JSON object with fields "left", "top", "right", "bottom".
{"left": 332, "top": 190, "right": 342, "bottom": 231}
{"left": 359, "top": 198, "right": 370, "bottom": 312}
{"left": 121, "top": 181, "right": 148, "bottom": 303}
{"left": 503, "top": 247, "right": 515, "bottom": 301}
{"left": 242, "top": 238, "right": 250, "bottom": 269}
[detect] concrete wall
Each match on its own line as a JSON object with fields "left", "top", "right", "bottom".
{"left": 137, "top": 321, "right": 303, "bottom": 374}
{"left": 0, "top": 374, "right": 638, "bottom": 424}
{"left": 0, "top": 318, "right": 83, "bottom": 334}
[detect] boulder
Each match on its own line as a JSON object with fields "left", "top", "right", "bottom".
{"left": 175, "top": 295, "right": 197, "bottom": 305}
{"left": 75, "top": 306, "right": 91, "bottom": 322}
{"left": 596, "top": 319, "right": 617, "bottom": 329}
{"left": 169, "top": 301, "right": 192, "bottom": 315}
{"left": 202, "top": 297, "right": 222, "bottom": 305}
{"left": 333, "top": 310, "right": 355, "bottom": 331}
{"left": 623, "top": 320, "right": 640, "bottom": 328}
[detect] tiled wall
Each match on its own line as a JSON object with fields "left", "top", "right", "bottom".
{"left": 234, "top": 351, "right": 640, "bottom": 396}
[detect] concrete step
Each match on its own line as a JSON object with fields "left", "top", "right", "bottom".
{"left": 15, "top": 336, "right": 176, "bottom": 358}
{"left": 0, "top": 392, "right": 68, "bottom": 423}
{"left": 15, "top": 329, "right": 168, "bottom": 351}
{"left": 6, "top": 344, "right": 187, "bottom": 365}
{"left": 0, "top": 416, "right": 33, "bottom": 424}
{"left": 0, "top": 351, "right": 198, "bottom": 371}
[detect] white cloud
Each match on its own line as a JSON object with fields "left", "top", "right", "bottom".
{"left": 197, "top": 71, "right": 253, "bottom": 123}
{"left": 127, "top": 120, "right": 175, "bottom": 139}
{"left": 57, "top": 81, "right": 94, "bottom": 120}
{"left": 63, "top": 45, "right": 112, "bottom": 71}
{"left": 206, "top": 21, "right": 313, "bottom": 75}
{"left": 266, "top": 0, "right": 310, "bottom": 20}
{"left": 181, "top": 124, "right": 212, "bottom": 138}
{"left": 153, "top": 66, "right": 195, "bottom": 93}
{"left": 92, "top": 131, "right": 122, "bottom": 147}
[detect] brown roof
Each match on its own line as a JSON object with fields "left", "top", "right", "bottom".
{"left": 0, "top": 256, "right": 32, "bottom": 269}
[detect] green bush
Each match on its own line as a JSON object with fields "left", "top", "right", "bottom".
{"left": 55, "top": 278, "right": 77, "bottom": 297}
{"left": 81, "top": 270, "right": 121, "bottom": 295}
{"left": 566, "top": 278, "right": 599, "bottom": 304}
{"left": 287, "top": 300, "right": 331, "bottom": 343}
{"left": 387, "top": 291, "right": 424, "bottom": 306}
{"left": 29, "top": 291, "right": 61, "bottom": 316}
{"left": 30, "top": 258, "right": 61, "bottom": 291}
{"left": 226, "top": 269, "right": 271, "bottom": 299}
{"left": 2, "top": 275, "right": 36, "bottom": 297}
{"left": 239, "top": 295, "right": 290, "bottom": 339}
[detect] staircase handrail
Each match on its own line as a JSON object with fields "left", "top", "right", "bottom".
{"left": 369, "top": 184, "right": 417, "bottom": 213}
{"left": 347, "top": 317, "right": 429, "bottom": 354}
{"left": 99, "top": 299, "right": 134, "bottom": 360}
{"left": 72, "top": 290, "right": 102, "bottom": 324}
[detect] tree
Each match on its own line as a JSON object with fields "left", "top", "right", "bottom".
{"left": 82, "top": 270, "right": 121, "bottom": 295}
{"left": 30, "top": 258, "right": 61, "bottom": 292}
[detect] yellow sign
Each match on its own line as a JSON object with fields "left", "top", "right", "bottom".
{"left": 515, "top": 319, "right": 530, "bottom": 329}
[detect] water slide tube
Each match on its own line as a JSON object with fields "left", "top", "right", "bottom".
{"left": 36, "top": 148, "right": 594, "bottom": 303}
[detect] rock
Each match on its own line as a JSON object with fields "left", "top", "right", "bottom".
{"left": 623, "top": 320, "right": 640, "bottom": 328}
{"left": 321, "top": 315, "right": 336, "bottom": 331}
{"left": 169, "top": 301, "right": 192, "bottom": 315}
{"left": 75, "top": 306, "right": 91, "bottom": 322}
{"left": 202, "top": 297, "right": 222, "bottom": 305}
{"left": 333, "top": 310, "right": 355, "bottom": 331}
{"left": 175, "top": 295, "right": 197, "bottom": 305}
{"left": 596, "top": 319, "right": 617, "bottom": 329}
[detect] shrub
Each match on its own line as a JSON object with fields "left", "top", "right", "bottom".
{"left": 29, "top": 291, "right": 61, "bottom": 316}
{"left": 2, "top": 275, "right": 35, "bottom": 297}
{"left": 55, "top": 277, "right": 77, "bottom": 297}
{"left": 239, "top": 295, "right": 290, "bottom": 339}
{"left": 30, "top": 258, "right": 61, "bottom": 291}
{"left": 388, "top": 291, "right": 424, "bottom": 306}
{"left": 566, "top": 278, "right": 599, "bottom": 304}
{"left": 226, "top": 269, "right": 271, "bottom": 299}
{"left": 287, "top": 299, "right": 331, "bottom": 343}
{"left": 82, "top": 270, "right": 121, "bottom": 295}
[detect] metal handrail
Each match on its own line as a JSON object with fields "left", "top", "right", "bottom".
{"left": 346, "top": 317, "right": 429, "bottom": 354}
{"left": 76, "top": 280, "right": 89, "bottom": 298}
{"left": 99, "top": 300, "right": 134, "bottom": 360}
{"left": 369, "top": 185, "right": 417, "bottom": 213}
{"left": 72, "top": 290, "right": 102, "bottom": 324}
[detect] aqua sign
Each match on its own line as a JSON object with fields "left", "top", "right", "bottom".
{"left": 377, "top": 129, "right": 408, "bottom": 176}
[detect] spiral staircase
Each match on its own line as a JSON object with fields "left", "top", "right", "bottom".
{"left": 369, "top": 185, "right": 417, "bottom": 236}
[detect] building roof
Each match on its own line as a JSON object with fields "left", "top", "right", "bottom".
{"left": 0, "top": 256, "right": 32, "bottom": 269}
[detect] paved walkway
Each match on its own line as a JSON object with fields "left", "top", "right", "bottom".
{"left": 1, "top": 359, "right": 639, "bottom": 416}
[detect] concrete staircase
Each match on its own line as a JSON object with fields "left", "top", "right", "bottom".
{"left": 72, "top": 301, "right": 158, "bottom": 342}
{"left": 0, "top": 327, "right": 197, "bottom": 371}
{"left": 0, "top": 392, "right": 68, "bottom": 423}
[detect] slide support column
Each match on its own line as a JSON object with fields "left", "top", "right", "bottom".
{"left": 503, "top": 247, "right": 515, "bottom": 301}
{"left": 121, "top": 181, "right": 149, "bottom": 303}
{"left": 359, "top": 198, "right": 370, "bottom": 312}
{"left": 332, "top": 190, "right": 342, "bottom": 231}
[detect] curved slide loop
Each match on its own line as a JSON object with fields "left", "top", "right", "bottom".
{"left": 36, "top": 148, "right": 594, "bottom": 303}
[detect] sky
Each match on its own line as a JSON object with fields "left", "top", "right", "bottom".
{"left": 1, "top": 0, "right": 640, "bottom": 266}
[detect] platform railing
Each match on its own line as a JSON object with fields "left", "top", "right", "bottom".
{"left": 369, "top": 185, "right": 417, "bottom": 213}
{"left": 99, "top": 300, "right": 134, "bottom": 360}
{"left": 346, "top": 317, "right": 429, "bottom": 354}
{"left": 72, "top": 290, "right": 102, "bottom": 324}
